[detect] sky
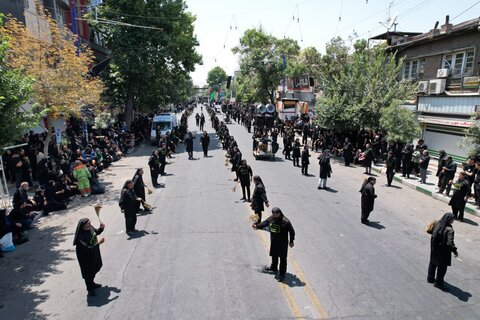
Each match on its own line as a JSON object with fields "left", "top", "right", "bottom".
{"left": 185, "top": 0, "right": 480, "bottom": 86}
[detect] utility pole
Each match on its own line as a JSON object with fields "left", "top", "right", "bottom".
{"left": 282, "top": 53, "right": 286, "bottom": 99}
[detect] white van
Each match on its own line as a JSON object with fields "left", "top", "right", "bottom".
{"left": 150, "top": 113, "right": 178, "bottom": 143}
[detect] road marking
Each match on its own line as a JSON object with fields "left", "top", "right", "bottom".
{"left": 256, "top": 228, "right": 304, "bottom": 319}
{"left": 290, "top": 258, "right": 329, "bottom": 319}
{"left": 247, "top": 203, "right": 328, "bottom": 319}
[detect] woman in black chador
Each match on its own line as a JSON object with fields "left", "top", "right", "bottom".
{"left": 132, "top": 169, "right": 149, "bottom": 211}
{"left": 73, "top": 218, "right": 105, "bottom": 296}
{"left": 119, "top": 180, "right": 139, "bottom": 234}
{"left": 250, "top": 175, "right": 269, "bottom": 223}
{"left": 360, "top": 177, "right": 377, "bottom": 224}
{"left": 427, "top": 212, "right": 458, "bottom": 289}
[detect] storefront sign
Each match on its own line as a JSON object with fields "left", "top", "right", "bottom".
{"left": 418, "top": 116, "right": 474, "bottom": 127}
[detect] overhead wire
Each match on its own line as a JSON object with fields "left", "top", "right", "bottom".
{"left": 451, "top": 0, "right": 480, "bottom": 22}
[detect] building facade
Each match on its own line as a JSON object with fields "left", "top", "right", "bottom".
{"left": 373, "top": 16, "right": 480, "bottom": 160}
{"left": 394, "top": 17, "right": 479, "bottom": 160}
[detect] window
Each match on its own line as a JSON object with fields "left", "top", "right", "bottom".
{"left": 402, "top": 59, "right": 425, "bottom": 79}
{"left": 442, "top": 49, "right": 475, "bottom": 76}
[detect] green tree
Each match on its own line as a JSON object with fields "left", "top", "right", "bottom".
{"left": 316, "top": 39, "right": 416, "bottom": 133}
{"left": 233, "top": 28, "right": 300, "bottom": 104}
{"left": 459, "top": 112, "right": 480, "bottom": 157}
{"left": 207, "top": 66, "right": 227, "bottom": 92}
{"left": 0, "top": 17, "right": 39, "bottom": 148}
{"left": 380, "top": 105, "right": 420, "bottom": 143}
{"left": 92, "top": 0, "right": 202, "bottom": 127}
{"left": 2, "top": 4, "right": 103, "bottom": 155}
{"left": 286, "top": 46, "right": 322, "bottom": 91}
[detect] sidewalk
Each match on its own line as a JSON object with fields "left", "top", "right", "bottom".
{"left": 369, "top": 160, "right": 480, "bottom": 218}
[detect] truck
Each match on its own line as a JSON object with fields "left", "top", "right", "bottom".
{"left": 150, "top": 113, "right": 178, "bottom": 144}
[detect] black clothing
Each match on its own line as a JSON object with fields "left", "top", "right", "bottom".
{"left": 386, "top": 155, "right": 395, "bottom": 186}
{"left": 237, "top": 164, "right": 253, "bottom": 200}
{"left": 200, "top": 134, "right": 210, "bottom": 157}
{"left": 12, "top": 188, "right": 30, "bottom": 210}
{"left": 439, "top": 161, "right": 457, "bottom": 194}
{"left": 301, "top": 149, "right": 310, "bottom": 175}
{"left": 74, "top": 218, "right": 104, "bottom": 292}
{"left": 318, "top": 152, "right": 332, "bottom": 179}
{"left": 148, "top": 154, "right": 160, "bottom": 186}
{"left": 427, "top": 214, "right": 457, "bottom": 287}
{"left": 401, "top": 147, "right": 412, "bottom": 177}
{"left": 360, "top": 180, "right": 377, "bottom": 223}
{"left": 292, "top": 142, "right": 301, "bottom": 166}
{"left": 449, "top": 179, "right": 469, "bottom": 220}
{"left": 256, "top": 215, "right": 295, "bottom": 277}
{"left": 132, "top": 172, "right": 147, "bottom": 211}
{"left": 119, "top": 187, "right": 138, "bottom": 232}
{"left": 251, "top": 182, "right": 268, "bottom": 222}
{"left": 185, "top": 135, "right": 194, "bottom": 159}
{"left": 363, "top": 148, "right": 374, "bottom": 173}
{"left": 343, "top": 142, "right": 353, "bottom": 166}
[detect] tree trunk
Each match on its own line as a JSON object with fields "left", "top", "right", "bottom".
{"left": 125, "top": 79, "right": 135, "bottom": 130}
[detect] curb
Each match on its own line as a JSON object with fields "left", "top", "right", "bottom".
{"left": 370, "top": 165, "right": 480, "bottom": 218}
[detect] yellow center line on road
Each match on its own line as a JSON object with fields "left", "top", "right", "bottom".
{"left": 245, "top": 203, "right": 329, "bottom": 319}
{"left": 256, "top": 227, "right": 304, "bottom": 319}
{"left": 290, "top": 257, "right": 329, "bottom": 319}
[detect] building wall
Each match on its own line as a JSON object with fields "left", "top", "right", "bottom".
{"left": 0, "top": 0, "right": 26, "bottom": 23}
{"left": 399, "top": 31, "right": 480, "bottom": 81}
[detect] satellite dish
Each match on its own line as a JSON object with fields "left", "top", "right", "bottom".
{"left": 388, "top": 13, "right": 398, "bottom": 30}
{"left": 379, "top": 12, "right": 398, "bottom": 31}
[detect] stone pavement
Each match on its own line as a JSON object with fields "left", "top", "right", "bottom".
{"left": 368, "top": 160, "right": 480, "bottom": 217}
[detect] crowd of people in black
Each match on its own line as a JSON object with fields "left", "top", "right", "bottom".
{"left": 0, "top": 105, "right": 194, "bottom": 257}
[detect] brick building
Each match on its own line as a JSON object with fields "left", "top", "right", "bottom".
{"left": 372, "top": 16, "right": 480, "bottom": 160}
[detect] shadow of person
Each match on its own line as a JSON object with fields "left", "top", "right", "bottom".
{"left": 137, "top": 210, "right": 153, "bottom": 216}
{"left": 304, "top": 173, "right": 315, "bottom": 177}
{"left": 388, "top": 185, "right": 402, "bottom": 189}
{"left": 324, "top": 187, "right": 338, "bottom": 193}
{"left": 87, "top": 286, "right": 121, "bottom": 307}
{"left": 127, "top": 230, "right": 150, "bottom": 240}
{"left": 154, "top": 184, "right": 165, "bottom": 189}
{"left": 460, "top": 218, "right": 479, "bottom": 226}
{"left": 283, "top": 273, "right": 306, "bottom": 288}
{"left": 366, "top": 221, "right": 385, "bottom": 230}
{"left": 442, "top": 282, "right": 472, "bottom": 302}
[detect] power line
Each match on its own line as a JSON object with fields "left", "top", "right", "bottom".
{"left": 451, "top": 0, "right": 480, "bottom": 22}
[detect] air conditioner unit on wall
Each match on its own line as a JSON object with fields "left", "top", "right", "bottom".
{"left": 429, "top": 79, "right": 446, "bottom": 94}
{"left": 437, "top": 68, "right": 450, "bottom": 78}
{"left": 417, "top": 81, "right": 429, "bottom": 93}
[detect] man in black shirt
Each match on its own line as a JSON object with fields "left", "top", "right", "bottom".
{"left": 253, "top": 207, "right": 295, "bottom": 282}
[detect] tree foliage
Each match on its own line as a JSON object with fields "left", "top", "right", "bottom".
{"left": 0, "top": 15, "right": 39, "bottom": 148}
{"left": 1, "top": 2, "right": 104, "bottom": 154}
{"left": 459, "top": 112, "right": 480, "bottom": 157}
{"left": 206, "top": 66, "right": 227, "bottom": 91}
{"left": 232, "top": 28, "right": 300, "bottom": 104}
{"left": 316, "top": 39, "right": 416, "bottom": 137}
{"left": 380, "top": 105, "right": 419, "bottom": 143}
{"left": 92, "top": 0, "right": 201, "bottom": 126}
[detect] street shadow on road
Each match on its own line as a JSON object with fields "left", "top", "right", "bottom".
{"left": 442, "top": 282, "right": 472, "bottom": 302}
{"left": 304, "top": 173, "right": 316, "bottom": 177}
{"left": 387, "top": 185, "right": 402, "bottom": 189}
{"left": 127, "top": 230, "right": 150, "bottom": 240}
{"left": 460, "top": 218, "right": 478, "bottom": 226}
{"left": 0, "top": 225, "right": 71, "bottom": 320}
{"left": 87, "top": 286, "right": 121, "bottom": 307}
{"left": 366, "top": 221, "right": 385, "bottom": 230}
{"left": 323, "top": 187, "right": 338, "bottom": 193}
{"left": 283, "top": 273, "right": 306, "bottom": 288}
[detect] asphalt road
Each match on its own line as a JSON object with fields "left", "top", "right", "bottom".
{"left": 1, "top": 106, "right": 480, "bottom": 320}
